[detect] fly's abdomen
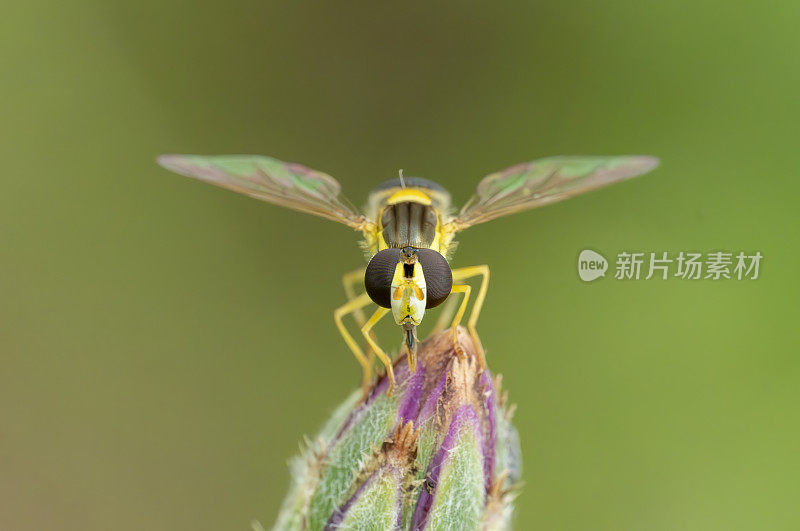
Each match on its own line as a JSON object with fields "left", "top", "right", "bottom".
{"left": 380, "top": 202, "right": 438, "bottom": 249}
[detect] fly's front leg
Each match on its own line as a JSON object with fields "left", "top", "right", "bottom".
{"left": 342, "top": 267, "right": 377, "bottom": 362}
{"left": 450, "top": 265, "right": 490, "bottom": 369}
{"left": 334, "top": 292, "right": 375, "bottom": 397}
{"left": 342, "top": 267, "right": 367, "bottom": 326}
{"left": 430, "top": 295, "right": 459, "bottom": 335}
{"left": 360, "top": 307, "right": 397, "bottom": 396}
{"left": 448, "top": 284, "right": 472, "bottom": 359}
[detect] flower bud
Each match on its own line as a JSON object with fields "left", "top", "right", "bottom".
{"left": 273, "top": 327, "right": 521, "bottom": 530}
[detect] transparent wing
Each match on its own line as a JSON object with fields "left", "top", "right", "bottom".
{"left": 451, "top": 155, "right": 659, "bottom": 230}
{"left": 158, "top": 154, "right": 368, "bottom": 229}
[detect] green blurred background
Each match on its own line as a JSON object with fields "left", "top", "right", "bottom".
{"left": 2, "top": 1, "right": 798, "bottom": 529}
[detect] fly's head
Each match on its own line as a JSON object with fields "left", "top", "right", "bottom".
{"left": 365, "top": 246, "right": 453, "bottom": 327}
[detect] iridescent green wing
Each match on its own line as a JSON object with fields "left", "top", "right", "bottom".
{"left": 449, "top": 155, "right": 659, "bottom": 230}
{"left": 158, "top": 154, "right": 368, "bottom": 229}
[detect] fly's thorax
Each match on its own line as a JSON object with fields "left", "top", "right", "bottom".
{"left": 378, "top": 201, "right": 438, "bottom": 250}
{"left": 363, "top": 178, "right": 455, "bottom": 257}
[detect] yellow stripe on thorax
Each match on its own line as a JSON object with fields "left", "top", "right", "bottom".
{"left": 386, "top": 188, "right": 432, "bottom": 205}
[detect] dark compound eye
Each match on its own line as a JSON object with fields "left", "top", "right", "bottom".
{"left": 364, "top": 248, "right": 402, "bottom": 308}
{"left": 417, "top": 248, "right": 452, "bottom": 308}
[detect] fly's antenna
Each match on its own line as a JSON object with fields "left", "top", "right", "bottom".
{"left": 398, "top": 169, "right": 406, "bottom": 188}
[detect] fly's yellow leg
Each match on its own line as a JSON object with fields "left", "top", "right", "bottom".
{"left": 342, "top": 266, "right": 380, "bottom": 363}
{"left": 448, "top": 284, "right": 472, "bottom": 360}
{"left": 342, "top": 268, "right": 367, "bottom": 326}
{"left": 430, "top": 294, "right": 459, "bottom": 335}
{"left": 361, "top": 307, "right": 397, "bottom": 396}
{"left": 449, "top": 265, "right": 490, "bottom": 369}
{"left": 334, "top": 292, "right": 374, "bottom": 396}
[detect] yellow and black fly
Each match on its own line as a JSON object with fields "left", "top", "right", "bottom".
{"left": 158, "top": 154, "right": 658, "bottom": 395}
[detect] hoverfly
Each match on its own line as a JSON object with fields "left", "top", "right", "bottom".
{"left": 158, "top": 154, "right": 658, "bottom": 395}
